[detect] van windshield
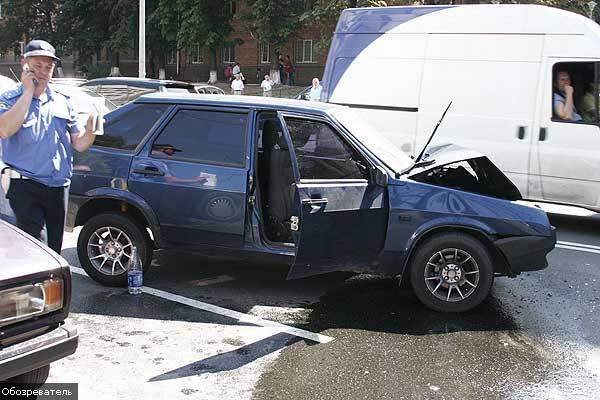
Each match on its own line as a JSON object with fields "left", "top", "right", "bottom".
{"left": 331, "top": 109, "right": 414, "bottom": 174}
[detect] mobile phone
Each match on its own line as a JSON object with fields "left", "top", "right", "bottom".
{"left": 23, "top": 63, "right": 38, "bottom": 86}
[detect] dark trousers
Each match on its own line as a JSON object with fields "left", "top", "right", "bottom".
{"left": 6, "top": 179, "right": 67, "bottom": 254}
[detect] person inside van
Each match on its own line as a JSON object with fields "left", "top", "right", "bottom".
{"left": 553, "top": 71, "right": 582, "bottom": 122}
{"left": 580, "top": 82, "right": 599, "bottom": 123}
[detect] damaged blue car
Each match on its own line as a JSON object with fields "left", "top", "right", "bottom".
{"left": 67, "top": 94, "right": 555, "bottom": 312}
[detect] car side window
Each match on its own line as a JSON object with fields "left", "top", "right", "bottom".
{"left": 151, "top": 109, "right": 248, "bottom": 167}
{"left": 284, "top": 117, "right": 368, "bottom": 180}
{"left": 94, "top": 104, "right": 169, "bottom": 151}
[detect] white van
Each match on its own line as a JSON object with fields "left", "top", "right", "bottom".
{"left": 322, "top": 4, "right": 600, "bottom": 211}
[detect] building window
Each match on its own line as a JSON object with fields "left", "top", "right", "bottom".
{"left": 230, "top": 1, "right": 237, "bottom": 15}
{"left": 167, "top": 49, "right": 177, "bottom": 65}
{"left": 259, "top": 41, "right": 270, "bottom": 64}
{"left": 295, "top": 39, "right": 314, "bottom": 64}
{"left": 190, "top": 43, "right": 204, "bottom": 64}
{"left": 222, "top": 44, "right": 235, "bottom": 64}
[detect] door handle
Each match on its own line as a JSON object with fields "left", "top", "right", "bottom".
{"left": 517, "top": 126, "right": 526, "bottom": 140}
{"left": 302, "top": 198, "right": 328, "bottom": 205}
{"left": 539, "top": 127, "right": 547, "bottom": 141}
{"left": 132, "top": 166, "right": 165, "bottom": 176}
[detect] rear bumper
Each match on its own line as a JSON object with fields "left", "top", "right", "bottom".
{"left": 0, "top": 323, "right": 79, "bottom": 381}
{"left": 495, "top": 228, "right": 557, "bottom": 273}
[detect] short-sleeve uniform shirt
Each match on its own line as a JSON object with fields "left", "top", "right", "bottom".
{"left": 0, "top": 85, "right": 80, "bottom": 187}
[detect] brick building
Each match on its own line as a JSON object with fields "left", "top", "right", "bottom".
{"left": 157, "top": 1, "right": 327, "bottom": 85}
{"left": 0, "top": 1, "right": 326, "bottom": 85}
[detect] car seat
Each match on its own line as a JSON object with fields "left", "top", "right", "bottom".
{"left": 267, "top": 124, "right": 296, "bottom": 242}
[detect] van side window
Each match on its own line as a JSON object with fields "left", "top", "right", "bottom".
{"left": 552, "top": 62, "right": 597, "bottom": 124}
{"left": 284, "top": 117, "right": 368, "bottom": 181}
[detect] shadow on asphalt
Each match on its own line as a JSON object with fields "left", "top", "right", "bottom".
{"left": 148, "top": 332, "right": 300, "bottom": 381}
{"left": 295, "top": 275, "right": 518, "bottom": 337}
{"left": 64, "top": 247, "right": 518, "bottom": 338}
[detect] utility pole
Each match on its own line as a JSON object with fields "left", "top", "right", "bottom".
{"left": 139, "top": 0, "right": 146, "bottom": 78}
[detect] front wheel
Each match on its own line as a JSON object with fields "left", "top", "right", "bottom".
{"left": 410, "top": 233, "right": 494, "bottom": 313}
{"left": 77, "top": 212, "right": 153, "bottom": 287}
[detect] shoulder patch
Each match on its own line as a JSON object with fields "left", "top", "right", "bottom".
{"left": 1, "top": 88, "right": 21, "bottom": 100}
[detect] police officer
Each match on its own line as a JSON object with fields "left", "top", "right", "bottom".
{"left": 0, "top": 40, "right": 98, "bottom": 253}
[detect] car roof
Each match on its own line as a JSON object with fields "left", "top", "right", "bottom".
{"left": 135, "top": 93, "right": 347, "bottom": 114}
{"left": 81, "top": 77, "right": 195, "bottom": 88}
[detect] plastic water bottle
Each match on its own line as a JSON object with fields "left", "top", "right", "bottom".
{"left": 127, "top": 246, "right": 143, "bottom": 295}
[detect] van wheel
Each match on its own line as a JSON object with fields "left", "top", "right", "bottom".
{"left": 410, "top": 233, "right": 494, "bottom": 313}
{"left": 77, "top": 212, "right": 152, "bottom": 287}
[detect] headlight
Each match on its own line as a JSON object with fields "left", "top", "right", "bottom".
{"left": 0, "top": 278, "right": 63, "bottom": 327}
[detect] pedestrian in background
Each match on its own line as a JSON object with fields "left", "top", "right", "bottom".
{"left": 283, "top": 55, "right": 293, "bottom": 85}
{"left": 308, "top": 77, "right": 322, "bottom": 101}
{"left": 261, "top": 74, "right": 274, "bottom": 97}
{"left": 231, "top": 74, "right": 244, "bottom": 95}
{"left": 278, "top": 55, "right": 285, "bottom": 84}
{"left": 0, "top": 40, "right": 99, "bottom": 253}
{"left": 224, "top": 63, "right": 233, "bottom": 82}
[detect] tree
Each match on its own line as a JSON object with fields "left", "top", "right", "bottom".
{"left": 300, "top": 0, "right": 389, "bottom": 52}
{"left": 241, "top": 0, "right": 304, "bottom": 78}
{"left": 58, "top": 0, "right": 112, "bottom": 69}
{"left": 0, "top": 0, "right": 64, "bottom": 55}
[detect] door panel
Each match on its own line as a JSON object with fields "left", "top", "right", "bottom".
{"left": 279, "top": 114, "right": 388, "bottom": 279}
{"left": 128, "top": 108, "right": 250, "bottom": 249}
{"left": 417, "top": 57, "right": 542, "bottom": 198}
{"left": 128, "top": 157, "right": 247, "bottom": 247}
{"left": 533, "top": 58, "right": 600, "bottom": 209}
{"left": 290, "top": 181, "right": 388, "bottom": 279}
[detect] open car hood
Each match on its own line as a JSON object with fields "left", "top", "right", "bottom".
{"left": 408, "top": 143, "right": 522, "bottom": 201}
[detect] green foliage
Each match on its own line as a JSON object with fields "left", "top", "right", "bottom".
{"left": 300, "top": 0, "right": 390, "bottom": 53}
{"left": 147, "top": 0, "right": 231, "bottom": 70}
{"left": 0, "top": 0, "right": 64, "bottom": 53}
{"left": 241, "top": 0, "right": 304, "bottom": 62}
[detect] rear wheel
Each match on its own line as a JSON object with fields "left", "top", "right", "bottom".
{"left": 77, "top": 212, "right": 152, "bottom": 287}
{"left": 410, "top": 232, "right": 494, "bottom": 313}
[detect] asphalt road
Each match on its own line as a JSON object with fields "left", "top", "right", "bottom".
{"left": 42, "top": 213, "right": 599, "bottom": 400}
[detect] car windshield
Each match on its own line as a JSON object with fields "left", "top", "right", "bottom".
{"left": 331, "top": 109, "right": 414, "bottom": 174}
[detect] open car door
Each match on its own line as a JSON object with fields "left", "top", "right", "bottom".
{"left": 277, "top": 112, "right": 388, "bottom": 279}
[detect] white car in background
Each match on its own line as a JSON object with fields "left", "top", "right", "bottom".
{"left": 0, "top": 75, "right": 17, "bottom": 93}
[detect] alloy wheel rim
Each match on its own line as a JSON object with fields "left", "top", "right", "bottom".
{"left": 87, "top": 226, "right": 134, "bottom": 276}
{"left": 423, "top": 248, "right": 480, "bottom": 302}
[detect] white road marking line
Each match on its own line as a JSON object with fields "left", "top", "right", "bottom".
{"left": 556, "top": 244, "right": 600, "bottom": 255}
{"left": 69, "top": 266, "right": 333, "bottom": 344}
{"left": 557, "top": 240, "right": 600, "bottom": 251}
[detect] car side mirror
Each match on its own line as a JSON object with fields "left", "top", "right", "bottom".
{"left": 373, "top": 166, "right": 388, "bottom": 187}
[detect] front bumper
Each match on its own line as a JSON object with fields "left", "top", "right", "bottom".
{"left": 494, "top": 228, "right": 557, "bottom": 273}
{"left": 0, "top": 323, "right": 79, "bottom": 381}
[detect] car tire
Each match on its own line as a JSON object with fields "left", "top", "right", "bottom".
{"left": 410, "top": 232, "right": 494, "bottom": 313}
{"left": 7, "top": 365, "right": 50, "bottom": 386}
{"left": 77, "top": 212, "right": 153, "bottom": 287}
